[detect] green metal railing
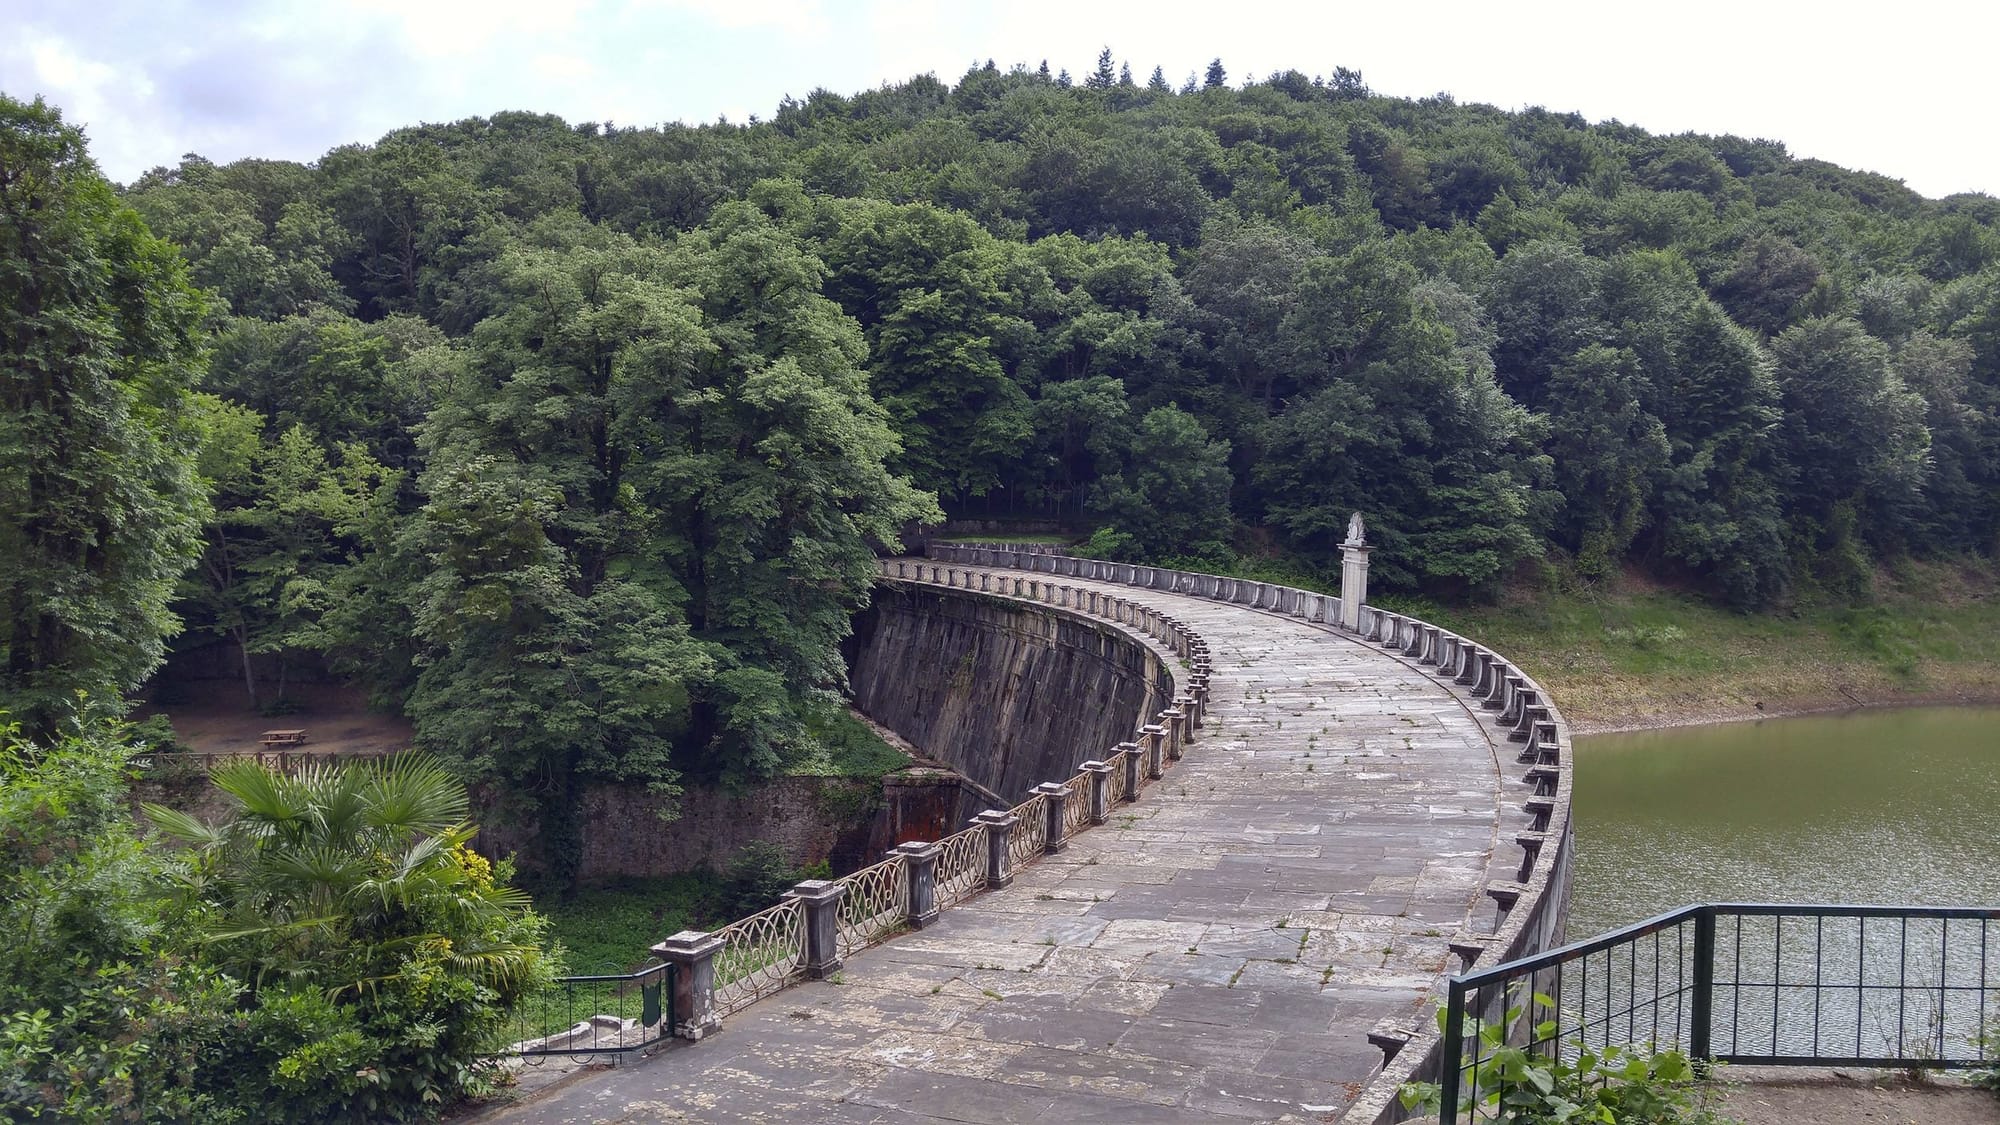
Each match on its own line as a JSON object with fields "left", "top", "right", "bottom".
{"left": 502, "top": 961, "right": 677, "bottom": 1059}
{"left": 1437, "top": 903, "right": 2000, "bottom": 1122}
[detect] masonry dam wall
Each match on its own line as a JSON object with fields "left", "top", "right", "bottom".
{"left": 845, "top": 581, "right": 1177, "bottom": 820}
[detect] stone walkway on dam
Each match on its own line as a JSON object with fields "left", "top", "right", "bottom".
{"left": 490, "top": 566, "right": 1532, "bottom": 1124}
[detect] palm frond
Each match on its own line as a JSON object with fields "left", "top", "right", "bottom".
{"left": 142, "top": 802, "right": 229, "bottom": 849}
{"left": 361, "top": 755, "right": 468, "bottom": 836}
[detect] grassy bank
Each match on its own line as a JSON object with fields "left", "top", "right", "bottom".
{"left": 1403, "top": 559, "right": 2000, "bottom": 733}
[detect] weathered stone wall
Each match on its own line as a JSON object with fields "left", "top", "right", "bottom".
{"left": 846, "top": 582, "right": 1176, "bottom": 811}
{"left": 471, "top": 773, "right": 963, "bottom": 881}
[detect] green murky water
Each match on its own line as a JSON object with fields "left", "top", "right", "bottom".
{"left": 1570, "top": 707, "right": 2000, "bottom": 939}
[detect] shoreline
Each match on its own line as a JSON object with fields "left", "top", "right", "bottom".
{"left": 1567, "top": 685, "right": 2000, "bottom": 738}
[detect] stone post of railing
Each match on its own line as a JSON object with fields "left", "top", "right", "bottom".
{"left": 650, "top": 931, "right": 724, "bottom": 1039}
{"left": 1118, "top": 740, "right": 1142, "bottom": 800}
{"left": 1173, "top": 694, "right": 1198, "bottom": 740}
{"left": 1340, "top": 513, "right": 1371, "bottom": 631}
{"left": 1035, "top": 781, "right": 1069, "bottom": 853}
{"left": 1141, "top": 724, "right": 1166, "bottom": 780}
{"left": 1081, "top": 759, "right": 1112, "bottom": 824}
{"left": 975, "top": 809, "right": 1020, "bottom": 889}
{"left": 787, "top": 879, "right": 847, "bottom": 980}
{"left": 1190, "top": 675, "right": 1210, "bottom": 724}
{"left": 1163, "top": 706, "right": 1187, "bottom": 760}
{"left": 894, "top": 841, "right": 941, "bottom": 929}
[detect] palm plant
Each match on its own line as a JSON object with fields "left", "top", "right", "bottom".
{"left": 148, "top": 755, "right": 542, "bottom": 997}
{"left": 145, "top": 756, "right": 552, "bottom": 1120}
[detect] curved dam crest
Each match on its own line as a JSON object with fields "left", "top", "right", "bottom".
{"left": 493, "top": 548, "right": 1574, "bottom": 1125}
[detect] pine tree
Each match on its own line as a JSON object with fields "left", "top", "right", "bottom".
{"left": 1087, "top": 47, "right": 1116, "bottom": 90}
{"left": 1204, "top": 58, "right": 1228, "bottom": 88}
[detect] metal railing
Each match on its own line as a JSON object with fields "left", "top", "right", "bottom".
{"left": 1009, "top": 794, "right": 1048, "bottom": 864}
{"left": 135, "top": 747, "right": 395, "bottom": 776}
{"left": 934, "top": 823, "right": 989, "bottom": 908}
{"left": 503, "top": 962, "right": 677, "bottom": 1058}
{"left": 712, "top": 898, "right": 807, "bottom": 1018}
{"left": 1060, "top": 771, "right": 1092, "bottom": 840}
{"left": 835, "top": 854, "right": 909, "bottom": 959}
{"left": 1438, "top": 903, "right": 2000, "bottom": 1123}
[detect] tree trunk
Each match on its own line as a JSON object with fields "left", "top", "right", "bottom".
{"left": 236, "top": 626, "right": 260, "bottom": 711}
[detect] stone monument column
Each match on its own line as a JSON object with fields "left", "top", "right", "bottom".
{"left": 1339, "top": 511, "right": 1371, "bottom": 633}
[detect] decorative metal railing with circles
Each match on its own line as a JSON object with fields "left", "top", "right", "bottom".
{"left": 835, "top": 854, "right": 909, "bottom": 959}
{"left": 1009, "top": 794, "right": 1048, "bottom": 864}
{"left": 1061, "top": 772, "right": 1092, "bottom": 839}
{"left": 712, "top": 898, "right": 807, "bottom": 1018}
{"left": 934, "top": 824, "right": 989, "bottom": 908}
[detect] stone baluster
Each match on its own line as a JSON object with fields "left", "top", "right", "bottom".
{"left": 1174, "top": 693, "right": 1199, "bottom": 737}
{"left": 651, "top": 931, "right": 724, "bottom": 1039}
{"left": 1141, "top": 723, "right": 1166, "bottom": 780}
{"left": 1456, "top": 646, "right": 1484, "bottom": 687}
{"left": 1118, "top": 740, "right": 1142, "bottom": 800}
{"left": 1162, "top": 707, "right": 1186, "bottom": 761}
{"left": 894, "top": 841, "right": 941, "bottom": 929}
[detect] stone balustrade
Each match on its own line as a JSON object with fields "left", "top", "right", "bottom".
{"left": 647, "top": 558, "right": 1213, "bottom": 1042}
{"left": 924, "top": 542, "right": 1575, "bottom": 1124}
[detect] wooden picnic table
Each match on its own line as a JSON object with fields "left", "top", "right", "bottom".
{"left": 260, "top": 729, "right": 308, "bottom": 747}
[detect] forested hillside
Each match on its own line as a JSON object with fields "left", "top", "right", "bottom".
{"left": 16, "top": 55, "right": 2000, "bottom": 865}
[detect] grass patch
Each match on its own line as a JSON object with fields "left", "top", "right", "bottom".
{"left": 538, "top": 874, "right": 728, "bottom": 975}
{"left": 792, "top": 707, "right": 909, "bottom": 778}
{"left": 1411, "top": 559, "right": 2000, "bottom": 728}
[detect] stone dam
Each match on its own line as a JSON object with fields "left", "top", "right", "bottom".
{"left": 490, "top": 545, "right": 1575, "bottom": 1124}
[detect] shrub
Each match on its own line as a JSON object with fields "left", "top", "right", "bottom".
{"left": 147, "top": 756, "right": 555, "bottom": 1122}
{"left": 0, "top": 718, "right": 240, "bottom": 1123}
{"left": 1399, "top": 992, "right": 1738, "bottom": 1124}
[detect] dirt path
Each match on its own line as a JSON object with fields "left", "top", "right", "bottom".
{"left": 1716, "top": 1068, "right": 2000, "bottom": 1125}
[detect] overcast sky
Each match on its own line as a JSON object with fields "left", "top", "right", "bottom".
{"left": 4, "top": 0, "right": 1994, "bottom": 198}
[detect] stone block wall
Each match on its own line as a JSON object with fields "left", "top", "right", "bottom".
{"left": 845, "top": 582, "right": 1176, "bottom": 811}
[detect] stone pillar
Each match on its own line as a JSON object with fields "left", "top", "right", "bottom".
{"left": 1174, "top": 694, "right": 1198, "bottom": 739}
{"left": 1141, "top": 724, "right": 1166, "bottom": 780}
{"left": 1118, "top": 740, "right": 1142, "bottom": 800}
{"left": 975, "top": 809, "right": 1019, "bottom": 889}
{"left": 1035, "top": 781, "right": 1069, "bottom": 853}
{"left": 1339, "top": 513, "right": 1372, "bottom": 632}
{"left": 1162, "top": 707, "right": 1187, "bottom": 760}
{"left": 651, "top": 931, "right": 724, "bottom": 1039}
{"left": 894, "top": 841, "right": 942, "bottom": 929}
{"left": 1081, "top": 760, "right": 1111, "bottom": 825}
{"left": 787, "top": 879, "right": 847, "bottom": 980}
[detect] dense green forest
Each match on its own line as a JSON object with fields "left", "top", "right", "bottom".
{"left": 5, "top": 53, "right": 2000, "bottom": 1122}
{"left": 11, "top": 56, "right": 2000, "bottom": 869}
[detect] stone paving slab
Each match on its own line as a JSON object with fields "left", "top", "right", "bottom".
{"left": 485, "top": 570, "right": 1524, "bottom": 1124}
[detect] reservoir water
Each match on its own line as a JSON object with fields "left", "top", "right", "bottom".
{"left": 1570, "top": 706, "right": 2000, "bottom": 939}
